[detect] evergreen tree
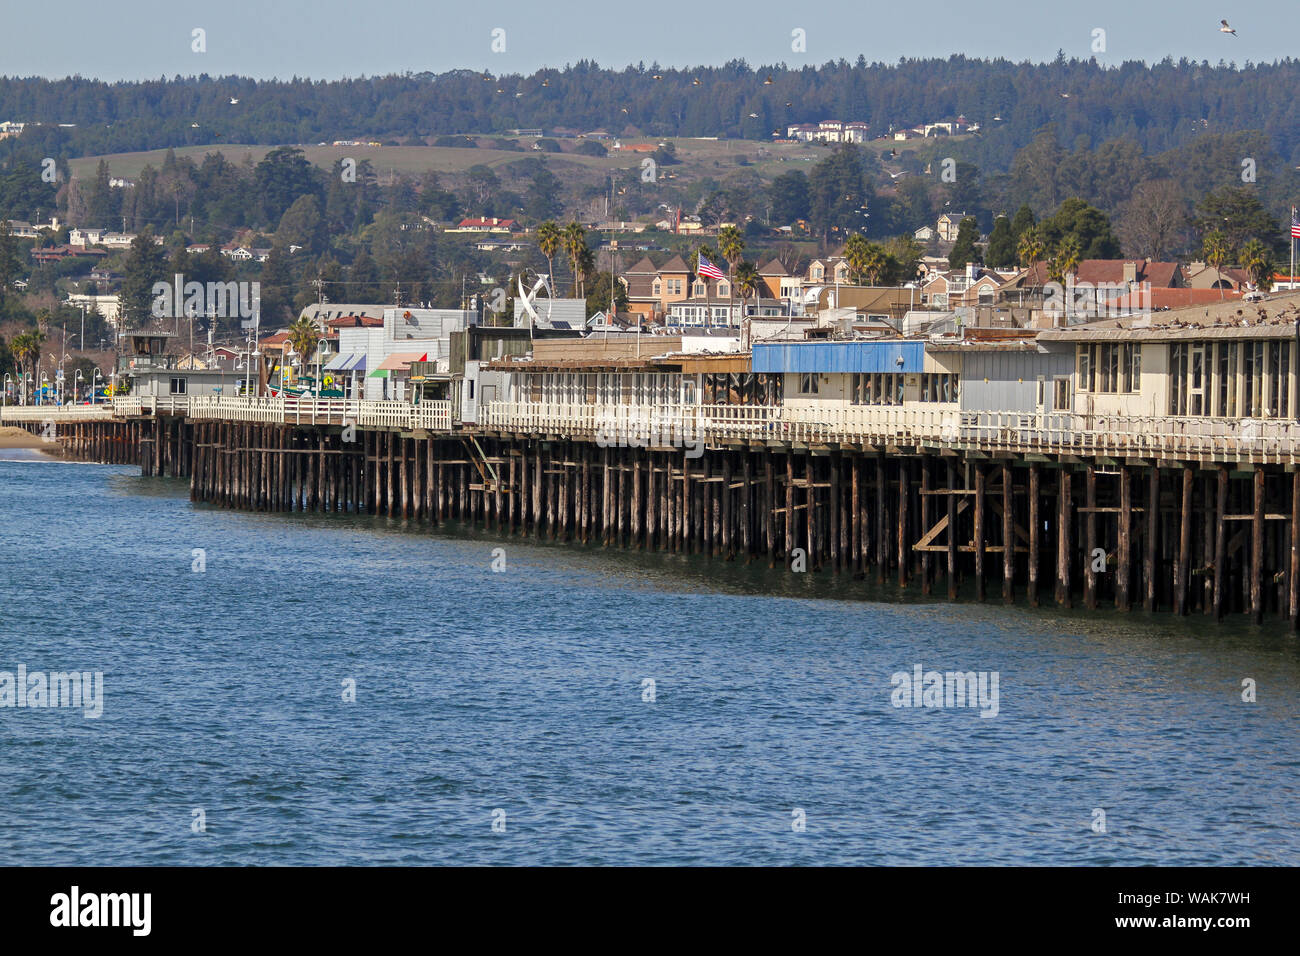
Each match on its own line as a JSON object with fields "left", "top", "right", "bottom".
{"left": 118, "top": 229, "right": 169, "bottom": 329}
{"left": 985, "top": 215, "right": 1015, "bottom": 268}
{"left": 947, "top": 216, "right": 982, "bottom": 270}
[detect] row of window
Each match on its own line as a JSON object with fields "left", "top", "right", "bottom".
{"left": 1169, "top": 341, "right": 1291, "bottom": 418}
{"left": 520, "top": 372, "right": 782, "bottom": 407}
{"left": 794, "top": 372, "right": 959, "bottom": 404}
{"left": 1077, "top": 343, "right": 1141, "bottom": 394}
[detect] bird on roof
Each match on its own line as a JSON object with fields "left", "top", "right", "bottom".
{"left": 1220, "top": 19, "right": 1237, "bottom": 36}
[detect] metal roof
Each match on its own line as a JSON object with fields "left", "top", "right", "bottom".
{"left": 752, "top": 340, "right": 924, "bottom": 374}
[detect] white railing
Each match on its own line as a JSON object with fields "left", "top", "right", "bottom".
{"left": 480, "top": 400, "right": 1300, "bottom": 461}
{"left": 184, "top": 395, "right": 453, "bottom": 431}
{"left": 14, "top": 392, "right": 1300, "bottom": 462}
{"left": 959, "top": 411, "right": 1300, "bottom": 461}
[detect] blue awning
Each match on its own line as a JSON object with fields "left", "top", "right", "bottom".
{"left": 324, "top": 352, "right": 356, "bottom": 371}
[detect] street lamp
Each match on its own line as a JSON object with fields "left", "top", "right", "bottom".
{"left": 2, "top": 373, "right": 11, "bottom": 407}
{"left": 74, "top": 369, "right": 84, "bottom": 404}
{"left": 92, "top": 368, "right": 103, "bottom": 406}
{"left": 316, "top": 336, "right": 329, "bottom": 399}
{"left": 40, "top": 376, "right": 49, "bottom": 406}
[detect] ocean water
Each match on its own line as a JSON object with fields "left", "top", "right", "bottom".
{"left": 1, "top": 453, "right": 1297, "bottom": 865}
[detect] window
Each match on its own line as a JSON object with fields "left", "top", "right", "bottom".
{"left": 717, "top": 281, "right": 729, "bottom": 298}
{"left": 850, "top": 373, "right": 907, "bottom": 405}
{"left": 692, "top": 281, "right": 706, "bottom": 297}
{"left": 1169, "top": 343, "right": 1187, "bottom": 415}
{"left": 1080, "top": 343, "right": 1139, "bottom": 394}
{"left": 811, "top": 265, "right": 824, "bottom": 281}
{"left": 1124, "top": 344, "right": 1141, "bottom": 393}
{"left": 1266, "top": 341, "right": 1291, "bottom": 418}
{"left": 919, "top": 373, "right": 958, "bottom": 403}
{"left": 1244, "top": 342, "right": 1264, "bottom": 417}
{"left": 1053, "top": 377, "right": 1071, "bottom": 411}
{"left": 169, "top": 377, "right": 187, "bottom": 395}
{"left": 652, "top": 279, "right": 661, "bottom": 296}
{"left": 799, "top": 373, "right": 819, "bottom": 395}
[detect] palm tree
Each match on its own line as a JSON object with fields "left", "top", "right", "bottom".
{"left": 861, "top": 244, "right": 888, "bottom": 286}
{"left": 576, "top": 246, "right": 596, "bottom": 299}
{"left": 562, "top": 222, "right": 586, "bottom": 297}
{"left": 1241, "top": 238, "right": 1275, "bottom": 292}
{"left": 843, "top": 234, "right": 870, "bottom": 283}
{"left": 718, "top": 224, "right": 745, "bottom": 318}
{"left": 1047, "top": 236, "right": 1082, "bottom": 286}
{"left": 733, "top": 260, "right": 761, "bottom": 350}
{"left": 1016, "top": 226, "right": 1045, "bottom": 272}
{"left": 536, "top": 220, "right": 562, "bottom": 291}
{"left": 287, "top": 316, "right": 320, "bottom": 383}
{"left": 1203, "top": 229, "right": 1234, "bottom": 300}
{"left": 10, "top": 330, "right": 41, "bottom": 405}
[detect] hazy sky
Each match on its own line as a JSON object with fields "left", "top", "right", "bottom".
{"left": 1, "top": 1, "right": 1291, "bottom": 81}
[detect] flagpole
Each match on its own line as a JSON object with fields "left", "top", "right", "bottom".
{"left": 1291, "top": 206, "right": 1295, "bottom": 291}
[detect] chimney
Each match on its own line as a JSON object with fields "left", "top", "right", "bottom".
{"left": 966, "top": 261, "right": 976, "bottom": 281}
{"left": 1123, "top": 261, "right": 1138, "bottom": 285}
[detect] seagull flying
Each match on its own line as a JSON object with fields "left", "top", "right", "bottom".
{"left": 1220, "top": 19, "right": 1237, "bottom": 36}
{"left": 229, "top": 97, "right": 239, "bottom": 104}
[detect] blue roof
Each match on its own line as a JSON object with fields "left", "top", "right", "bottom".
{"left": 752, "top": 341, "right": 924, "bottom": 374}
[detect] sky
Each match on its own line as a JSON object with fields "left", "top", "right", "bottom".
{"left": 0, "top": 1, "right": 1292, "bottom": 81}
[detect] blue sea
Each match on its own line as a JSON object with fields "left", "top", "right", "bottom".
{"left": 1, "top": 453, "right": 1298, "bottom": 865}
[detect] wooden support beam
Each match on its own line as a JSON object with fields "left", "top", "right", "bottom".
{"left": 1028, "top": 463, "right": 1040, "bottom": 607}
{"left": 1056, "top": 468, "right": 1072, "bottom": 608}
{"left": 1175, "top": 466, "right": 1192, "bottom": 616}
{"left": 1144, "top": 466, "right": 1159, "bottom": 613}
{"left": 973, "top": 463, "right": 986, "bottom": 601}
{"left": 1116, "top": 466, "right": 1131, "bottom": 612}
{"left": 1213, "top": 466, "right": 1227, "bottom": 620}
{"left": 1251, "top": 467, "right": 1265, "bottom": 625}
{"left": 1084, "top": 465, "right": 1098, "bottom": 610}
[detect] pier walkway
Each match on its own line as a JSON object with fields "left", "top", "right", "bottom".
{"left": 6, "top": 395, "right": 1299, "bottom": 465}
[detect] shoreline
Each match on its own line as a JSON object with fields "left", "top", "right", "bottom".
{"left": 0, "top": 426, "right": 64, "bottom": 457}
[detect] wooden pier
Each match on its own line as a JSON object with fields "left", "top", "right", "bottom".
{"left": 10, "top": 402, "right": 1300, "bottom": 628}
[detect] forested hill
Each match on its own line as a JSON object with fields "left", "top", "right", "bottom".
{"left": 4, "top": 55, "right": 1300, "bottom": 167}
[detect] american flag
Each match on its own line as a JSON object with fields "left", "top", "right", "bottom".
{"left": 696, "top": 254, "right": 724, "bottom": 280}
{"left": 1292, "top": 207, "right": 1300, "bottom": 239}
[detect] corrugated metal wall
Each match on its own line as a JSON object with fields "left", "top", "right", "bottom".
{"left": 752, "top": 341, "right": 925, "bottom": 373}
{"left": 959, "top": 350, "right": 1073, "bottom": 413}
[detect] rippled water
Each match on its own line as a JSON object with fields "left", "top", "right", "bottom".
{"left": 1, "top": 454, "right": 1298, "bottom": 865}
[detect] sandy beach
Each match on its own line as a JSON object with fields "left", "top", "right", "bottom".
{"left": 0, "top": 425, "right": 62, "bottom": 455}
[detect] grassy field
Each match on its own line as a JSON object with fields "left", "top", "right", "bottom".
{"left": 67, "top": 135, "right": 917, "bottom": 185}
